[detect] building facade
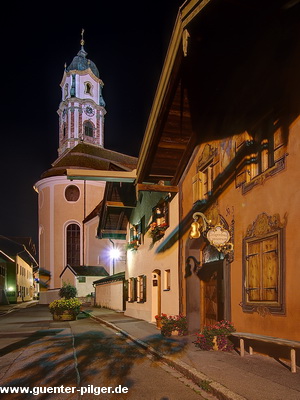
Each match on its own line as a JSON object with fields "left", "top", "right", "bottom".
{"left": 0, "top": 236, "right": 38, "bottom": 303}
{"left": 132, "top": 0, "right": 300, "bottom": 348}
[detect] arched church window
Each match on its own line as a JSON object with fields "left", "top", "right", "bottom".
{"left": 65, "top": 185, "right": 80, "bottom": 202}
{"left": 66, "top": 224, "right": 80, "bottom": 266}
{"left": 84, "top": 121, "right": 94, "bottom": 137}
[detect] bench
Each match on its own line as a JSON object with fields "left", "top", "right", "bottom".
{"left": 231, "top": 332, "right": 300, "bottom": 373}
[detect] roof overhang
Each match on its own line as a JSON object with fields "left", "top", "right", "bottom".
{"left": 67, "top": 168, "right": 137, "bottom": 182}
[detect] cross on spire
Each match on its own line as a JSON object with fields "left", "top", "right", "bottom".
{"left": 80, "top": 29, "right": 85, "bottom": 47}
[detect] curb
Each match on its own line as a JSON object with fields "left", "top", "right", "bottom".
{"left": 87, "top": 312, "right": 246, "bottom": 400}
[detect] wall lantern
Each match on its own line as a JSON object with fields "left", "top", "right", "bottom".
{"left": 189, "top": 212, "right": 234, "bottom": 255}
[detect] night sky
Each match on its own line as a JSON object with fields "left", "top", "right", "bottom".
{"left": 0, "top": 1, "right": 184, "bottom": 248}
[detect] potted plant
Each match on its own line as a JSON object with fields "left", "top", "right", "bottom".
{"left": 194, "top": 320, "right": 235, "bottom": 351}
{"left": 126, "top": 240, "right": 139, "bottom": 251}
{"left": 49, "top": 298, "right": 82, "bottom": 321}
{"left": 148, "top": 222, "right": 168, "bottom": 244}
{"left": 160, "top": 314, "right": 188, "bottom": 337}
{"left": 155, "top": 313, "right": 168, "bottom": 329}
{"left": 49, "top": 283, "right": 81, "bottom": 321}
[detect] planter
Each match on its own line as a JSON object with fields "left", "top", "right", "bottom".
{"left": 52, "top": 310, "right": 77, "bottom": 321}
{"left": 212, "top": 336, "right": 219, "bottom": 350}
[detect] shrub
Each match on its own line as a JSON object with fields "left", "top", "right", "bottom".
{"left": 59, "top": 282, "right": 77, "bottom": 299}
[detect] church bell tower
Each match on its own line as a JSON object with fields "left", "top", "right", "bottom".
{"left": 58, "top": 30, "right": 106, "bottom": 156}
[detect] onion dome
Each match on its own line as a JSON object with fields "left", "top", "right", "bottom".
{"left": 66, "top": 30, "right": 99, "bottom": 78}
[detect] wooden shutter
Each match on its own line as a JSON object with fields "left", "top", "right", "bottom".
{"left": 192, "top": 172, "right": 206, "bottom": 203}
{"left": 246, "top": 241, "right": 260, "bottom": 301}
{"left": 262, "top": 235, "right": 278, "bottom": 301}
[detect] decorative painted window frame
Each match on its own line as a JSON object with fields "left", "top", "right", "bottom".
{"left": 242, "top": 212, "right": 286, "bottom": 316}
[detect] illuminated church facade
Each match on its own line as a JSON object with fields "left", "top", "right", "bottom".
{"left": 34, "top": 34, "right": 137, "bottom": 294}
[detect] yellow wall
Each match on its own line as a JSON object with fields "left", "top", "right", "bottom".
{"left": 180, "top": 118, "right": 300, "bottom": 341}
{"left": 16, "top": 255, "right": 33, "bottom": 302}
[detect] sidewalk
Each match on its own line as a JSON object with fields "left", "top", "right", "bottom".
{"left": 0, "top": 300, "right": 38, "bottom": 315}
{"left": 83, "top": 306, "right": 300, "bottom": 400}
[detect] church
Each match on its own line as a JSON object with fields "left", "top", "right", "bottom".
{"left": 34, "top": 33, "right": 137, "bottom": 298}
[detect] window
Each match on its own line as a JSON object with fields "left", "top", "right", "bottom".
{"left": 128, "top": 277, "right": 137, "bottom": 302}
{"left": 84, "top": 121, "right": 94, "bottom": 137}
{"left": 242, "top": 213, "right": 284, "bottom": 314}
{"left": 64, "top": 83, "right": 69, "bottom": 99}
{"left": 192, "top": 144, "right": 216, "bottom": 204}
{"left": 66, "top": 224, "right": 80, "bottom": 266}
{"left": 137, "top": 275, "right": 146, "bottom": 303}
{"left": 78, "top": 276, "right": 86, "bottom": 283}
{"left": 84, "top": 81, "right": 92, "bottom": 95}
{"left": 152, "top": 201, "right": 169, "bottom": 228}
{"left": 164, "top": 269, "right": 171, "bottom": 291}
{"left": 63, "top": 123, "right": 67, "bottom": 138}
{"left": 192, "top": 164, "right": 213, "bottom": 203}
{"left": 65, "top": 185, "right": 80, "bottom": 202}
{"left": 129, "top": 220, "right": 144, "bottom": 246}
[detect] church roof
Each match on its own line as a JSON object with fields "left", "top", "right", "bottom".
{"left": 41, "top": 143, "right": 138, "bottom": 179}
{"left": 59, "top": 264, "right": 109, "bottom": 277}
{"left": 66, "top": 46, "right": 99, "bottom": 78}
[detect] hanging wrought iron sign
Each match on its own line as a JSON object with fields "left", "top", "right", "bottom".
{"left": 189, "top": 212, "right": 233, "bottom": 255}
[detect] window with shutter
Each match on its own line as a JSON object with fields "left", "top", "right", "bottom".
{"left": 137, "top": 275, "right": 146, "bottom": 303}
{"left": 243, "top": 215, "right": 284, "bottom": 314}
{"left": 128, "top": 277, "right": 137, "bottom": 302}
{"left": 192, "top": 166, "right": 213, "bottom": 204}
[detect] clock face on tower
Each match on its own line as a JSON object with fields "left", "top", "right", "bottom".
{"left": 84, "top": 105, "right": 95, "bottom": 117}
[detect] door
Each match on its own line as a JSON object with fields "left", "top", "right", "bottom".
{"left": 201, "top": 261, "right": 224, "bottom": 327}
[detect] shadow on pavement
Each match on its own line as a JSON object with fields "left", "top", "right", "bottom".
{"left": 0, "top": 326, "right": 188, "bottom": 399}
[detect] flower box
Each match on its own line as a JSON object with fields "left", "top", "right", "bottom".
{"left": 194, "top": 320, "right": 236, "bottom": 351}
